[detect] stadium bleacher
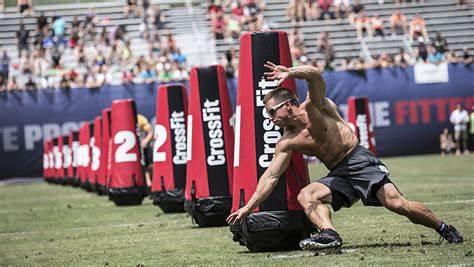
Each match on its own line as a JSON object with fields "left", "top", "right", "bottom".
{"left": 212, "top": 0, "right": 474, "bottom": 68}
{"left": 0, "top": 0, "right": 473, "bottom": 87}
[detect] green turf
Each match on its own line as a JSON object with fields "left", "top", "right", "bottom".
{"left": 1, "top": 154, "right": 473, "bottom": 266}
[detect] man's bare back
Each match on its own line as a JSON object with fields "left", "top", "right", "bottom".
{"left": 281, "top": 97, "right": 358, "bottom": 169}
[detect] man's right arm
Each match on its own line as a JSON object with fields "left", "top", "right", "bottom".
{"left": 226, "top": 140, "right": 293, "bottom": 224}
{"left": 288, "top": 65, "right": 326, "bottom": 108}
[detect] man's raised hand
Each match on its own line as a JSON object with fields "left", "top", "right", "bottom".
{"left": 264, "top": 61, "right": 290, "bottom": 86}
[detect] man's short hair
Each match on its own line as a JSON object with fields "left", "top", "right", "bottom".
{"left": 263, "top": 87, "right": 299, "bottom": 106}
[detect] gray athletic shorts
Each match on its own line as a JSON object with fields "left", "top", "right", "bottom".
{"left": 317, "top": 145, "right": 399, "bottom": 212}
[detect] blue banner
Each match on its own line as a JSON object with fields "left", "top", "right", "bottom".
{"left": 1, "top": 64, "right": 473, "bottom": 178}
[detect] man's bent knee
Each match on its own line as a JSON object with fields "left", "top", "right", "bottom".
{"left": 297, "top": 182, "right": 332, "bottom": 206}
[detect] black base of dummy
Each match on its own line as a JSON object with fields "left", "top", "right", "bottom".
{"left": 80, "top": 181, "right": 92, "bottom": 191}
{"left": 152, "top": 188, "right": 184, "bottom": 213}
{"left": 229, "top": 210, "right": 314, "bottom": 252}
{"left": 71, "top": 178, "right": 81, "bottom": 187}
{"left": 184, "top": 196, "right": 231, "bottom": 227}
{"left": 96, "top": 184, "right": 107, "bottom": 196}
{"left": 108, "top": 187, "right": 147, "bottom": 206}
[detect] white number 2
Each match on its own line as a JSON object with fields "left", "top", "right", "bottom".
{"left": 153, "top": 124, "right": 167, "bottom": 162}
{"left": 114, "top": 131, "right": 137, "bottom": 163}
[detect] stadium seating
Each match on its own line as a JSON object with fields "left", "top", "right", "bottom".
{"left": 211, "top": 0, "right": 474, "bottom": 68}
{"left": 0, "top": 0, "right": 472, "bottom": 76}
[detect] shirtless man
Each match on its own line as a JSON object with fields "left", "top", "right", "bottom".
{"left": 226, "top": 62, "right": 463, "bottom": 250}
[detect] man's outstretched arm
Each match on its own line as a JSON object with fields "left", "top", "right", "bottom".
{"left": 288, "top": 65, "right": 326, "bottom": 108}
{"left": 264, "top": 62, "right": 326, "bottom": 108}
{"left": 226, "top": 141, "right": 293, "bottom": 225}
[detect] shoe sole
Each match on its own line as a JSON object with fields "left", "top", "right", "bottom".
{"left": 300, "top": 240, "right": 342, "bottom": 251}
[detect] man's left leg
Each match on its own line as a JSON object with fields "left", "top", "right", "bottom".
{"left": 376, "top": 183, "right": 463, "bottom": 243}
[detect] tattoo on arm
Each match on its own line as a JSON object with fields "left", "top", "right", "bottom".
{"left": 289, "top": 65, "right": 326, "bottom": 107}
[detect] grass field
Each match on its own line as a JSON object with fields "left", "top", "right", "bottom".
{"left": 1, "top": 154, "right": 473, "bottom": 266}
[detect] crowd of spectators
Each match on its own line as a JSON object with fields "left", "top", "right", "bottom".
{"left": 208, "top": 0, "right": 268, "bottom": 42}
{"left": 281, "top": 1, "right": 472, "bottom": 72}
{"left": 337, "top": 43, "right": 472, "bottom": 72}
{"left": 0, "top": 0, "right": 473, "bottom": 91}
{"left": 0, "top": 1, "right": 189, "bottom": 92}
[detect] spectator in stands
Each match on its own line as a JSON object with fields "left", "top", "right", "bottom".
{"left": 394, "top": 47, "right": 414, "bottom": 67}
{"left": 446, "top": 50, "right": 460, "bottom": 64}
{"left": 16, "top": 23, "right": 30, "bottom": 56}
{"left": 317, "top": 31, "right": 335, "bottom": 64}
{"left": 37, "top": 12, "right": 48, "bottom": 32}
{"left": 207, "top": 0, "right": 223, "bottom": 20}
{"left": 355, "top": 10, "right": 372, "bottom": 39}
{"left": 427, "top": 45, "right": 445, "bottom": 65}
{"left": 289, "top": 27, "right": 306, "bottom": 62}
{"left": 7, "top": 76, "right": 19, "bottom": 91}
{"left": 227, "top": 13, "right": 242, "bottom": 40}
{"left": 70, "top": 15, "right": 80, "bottom": 31}
{"left": 348, "top": 0, "right": 364, "bottom": 25}
{"left": 390, "top": 9, "right": 407, "bottom": 37}
{"left": 142, "top": 0, "right": 150, "bottom": 17}
{"left": 158, "top": 63, "right": 173, "bottom": 82}
{"left": 409, "top": 13, "right": 428, "bottom": 42}
{"left": 334, "top": 0, "right": 349, "bottom": 19}
{"left": 124, "top": 0, "right": 140, "bottom": 18}
{"left": 371, "top": 15, "right": 385, "bottom": 38}
{"left": 152, "top": 5, "right": 166, "bottom": 30}
{"left": 85, "top": 71, "right": 100, "bottom": 89}
{"left": 230, "top": 1, "right": 244, "bottom": 19}
{"left": 164, "top": 32, "right": 176, "bottom": 53}
{"left": 462, "top": 47, "right": 472, "bottom": 65}
{"left": 415, "top": 37, "right": 428, "bottom": 62}
{"left": 243, "top": 0, "right": 264, "bottom": 30}
{"left": 0, "top": 50, "right": 10, "bottom": 86}
{"left": 171, "top": 62, "right": 189, "bottom": 81}
{"left": 0, "top": 76, "right": 6, "bottom": 92}
{"left": 171, "top": 48, "right": 186, "bottom": 66}
{"left": 353, "top": 57, "right": 366, "bottom": 71}
{"left": 53, "top": 15, "right": 66, "bottom": 45}
{"left": 25, "top": 76, "right": 37, "bottom": 90}
{"left": 457, "top": 0, "right": 468, "bottom": 9}
{"left": 84, "top": 8, "right": 99, "bottom": 29}
{"left": 450, "top": 104, "right": 470, "bottom": 155}
{"left": 304, "top": 1, "right": 318, "bottom": 21}
{"left": 17, "top": 0, "right": 33, "bottom": 16}
{"left": 432, "top": 32, "right": 448, "bottom": 54}
{"left": 318, "top": 0, "right": 335, "bottom": 20}
{"left": 286, "top": 0, "right": 305, "bottom": 23}
{"left": 371, "top": 53, "right": 393, "bottom": 68}
{"left": 340, "top": 57, "right": 353, "bottom": 70}
{"left": 212, "top": 13, "right": 226, "bottom": 40}
{"left": 439, "top": 128, "right": 455, "bottom": 156}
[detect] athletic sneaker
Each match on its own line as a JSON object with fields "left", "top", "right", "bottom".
{"left": 299, "top": 229, "right": 343, "bottom": 250}
{"left": 439, "top": 225, "right": 463, "bottom": 244}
